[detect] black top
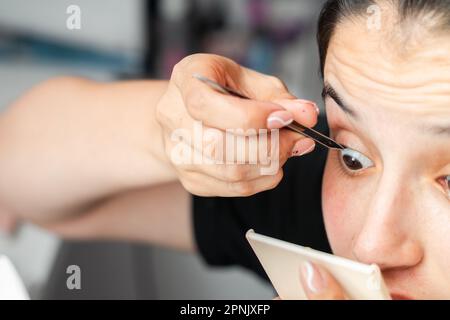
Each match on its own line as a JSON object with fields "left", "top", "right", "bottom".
{"left": 192, "top": 116, "right": 332, "bottom": 281}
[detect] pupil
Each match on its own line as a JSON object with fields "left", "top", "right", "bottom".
{"left": 343, "top": 154, "right": 363, "bottom": 170}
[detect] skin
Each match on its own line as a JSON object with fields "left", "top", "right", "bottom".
{"left": 0, "top": 55, "right": 318, "bottom": 224}
{"left": 318, "top": 17, "right": 450, "bottom": 299}
{"left": 0, "top": 78, "right": 176, "bottom": 222}
{"left": 156, "top": 54, "right": 318, "bottom": 197}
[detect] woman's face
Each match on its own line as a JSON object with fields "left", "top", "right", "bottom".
{"left": 321, "top": 20, "right": 450, "bottom": 299}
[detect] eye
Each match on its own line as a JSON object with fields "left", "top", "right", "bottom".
{"left": 439, "top": 175, "right": 450, "bottom": 198}
{"left": 339, "top": 148, "right": 374, "bottom": 172}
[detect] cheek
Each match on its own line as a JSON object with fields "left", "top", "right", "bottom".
{"left": 322, "top": 154, "right": 365, "bottom": 257}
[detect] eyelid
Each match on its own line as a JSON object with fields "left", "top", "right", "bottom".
{"left": 332, "top": 131, "right": 365, "bottom": 154}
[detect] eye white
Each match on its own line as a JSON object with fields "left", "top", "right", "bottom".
{"left": 340, "top": 148, "right": 374, "bottom": 170}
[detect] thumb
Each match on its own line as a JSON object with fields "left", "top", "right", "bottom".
{"left": 299, "top": 262, "right": 347, "bottom": 300}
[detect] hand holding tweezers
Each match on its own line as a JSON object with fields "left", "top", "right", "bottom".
{"left": 193, "top": 73, "right": 344, "bottom": 150}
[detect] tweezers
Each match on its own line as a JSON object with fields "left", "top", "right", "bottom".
{"left": 193, "top": 73, "right": 344, "bottom": 150}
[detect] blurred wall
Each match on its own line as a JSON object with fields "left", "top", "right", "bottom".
{"left": 0, "top": 0, "right": 145, "bottom": 54}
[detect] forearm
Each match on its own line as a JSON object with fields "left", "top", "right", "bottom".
{"left": 42, "top": 182, "right": 195, "bottom": 252}
{"left": 0, "top": 77, "right": 175, "bottom": 222}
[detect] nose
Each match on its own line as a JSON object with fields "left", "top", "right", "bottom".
{"left": 351, "top": 174, "right": 423, "bottom": 271}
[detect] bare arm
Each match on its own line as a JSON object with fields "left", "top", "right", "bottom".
{"left": 0, "top": 77, "right": 175, "bottom": 222}
{"left": 41, "top": 182, "right": 194, "bottom": 252}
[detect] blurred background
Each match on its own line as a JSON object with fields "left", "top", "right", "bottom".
{"left": 0, "top": 0, "right": 325, "bottom": 299}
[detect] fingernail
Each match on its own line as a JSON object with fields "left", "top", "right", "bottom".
{"left": 277, "top": 99, "right": 318, "bottom": 113}
{"left": 296, "top": 100, "right": 320, "bottom": 115}
{"left": 300, "top": 262, "right": 326, "bottom": 294}
{"left": 291, "top": 139, "right": 315, "bottom": 157}
{"left": 293, "top": 100, "right": 320, "bottom": 115}
{"left": 301, "top": 102, "right": 319, "bottom": 115}
{"left": 314, "top": 104, "right": 320, "bottom": 115}
{"left": 267, "top": 110, "right": 294, "bottom": 129}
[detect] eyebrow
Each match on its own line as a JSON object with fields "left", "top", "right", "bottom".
{"left": 321, "top": 83, "right": 358, "bottom": 119}
{"left": 322, "top": 82, "right": 450, "bottom": 138}
{"left": 422, "top": 124, "right": 450, "bottom": 137}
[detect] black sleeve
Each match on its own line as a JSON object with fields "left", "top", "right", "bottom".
{"left": 192, "top": 117, "right": 332, "bottom": 280}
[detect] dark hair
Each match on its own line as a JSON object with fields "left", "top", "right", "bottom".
{"left": 317, "top": 0, "right": 450, "bottom": 78}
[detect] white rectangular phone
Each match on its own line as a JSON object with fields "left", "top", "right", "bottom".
{"left": 246, "top": 229, "right": 391, "bottom": 300}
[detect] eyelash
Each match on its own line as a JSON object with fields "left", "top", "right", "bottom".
{"left": 335, "top": 146, "right": 373, "bottom": 177}
{"left": 335, "top": 146, "right": 450, "bottom": 200}
{"left": 336, "top": 154, "right": 357, "bottom": 178}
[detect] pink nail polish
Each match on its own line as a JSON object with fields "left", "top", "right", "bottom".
{"left": 314, "top": 104, "right": 320, "bottom": 115}
{"left": 274, "top": 99, "right": 319, "bottom": 116}
{"left": 291, "top": 139, "right": 315, "bottom": 157}
{"left": 295, "top": 100, "right": 319, "bottom": 115}
{"left": 267, "top": 111, "right": 294, "bottom": 129}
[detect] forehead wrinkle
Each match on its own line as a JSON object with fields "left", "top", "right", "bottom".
{"left": 329, "top": 65, "right": 450, "bottom": 118}
{"left": 326, "top": 66, "right": 450, "bottom": 141}
{"left": 326, "top": 45, "right": 450, "bottom": 112}
{"left": 329, "top": 20, "right": 450, "bottom": 84}
{"left": 329, "top": 43, "right": 450, "bottom": 92}
{"left": 324, "top": 18, "right": 450, "bottom": 143}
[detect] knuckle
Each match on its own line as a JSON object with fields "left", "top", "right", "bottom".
{"left": 267, "top": 75, "right": 287, "bottom": 91}
{"left": 155, "top": 104, "right": 167, "bottom": 125}
{"left": 229, "top": 180, "right": 255, "bottom": 196}
{"left": 179, "top": 174, "right": 210, "bottom": 197}
{"left": 237, "top": 106, "right": 252, "bottom": 130}
{"left": 203, "top": 136, "right": 222, "bottom": 161}
{"left": 171, "top": 61, "right": 184, "bottom": 81}
{"left": 268, "top": 170, "right": 283, "bottom": 190}
{"left": 185, "top": 88, "right": 206, "bottom": 119}
{"left": 179, "top": 177, "right": 194, "bottom": 193}
{"left": 172, "top": 53, "right": 209, "bottom": 77}
{"left": 173, "top": 54, "right": 194, "bottom": 73}
{"left": 225, "top": 166, "right": 248, "bottom": 182}
{"left": 171, "top": 54, "right": 199, "bottom": 83}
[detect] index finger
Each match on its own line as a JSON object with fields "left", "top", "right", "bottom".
{"left": 173, "top": 54, "right": 290, "bottom": 132}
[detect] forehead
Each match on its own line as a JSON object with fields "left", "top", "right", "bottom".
{"left": 324, "top": 20, "right": 450, "bottom": 116}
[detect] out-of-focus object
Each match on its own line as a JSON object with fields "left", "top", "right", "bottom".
{"left": 0, "top": 0, "right": 145, "bottom": 76}
{"left": 246, "top": 229, "right": 391, "bottom": 300}
{"left": 0, "top": 255, "right": 30, "bottom": 300}
{"left": 0, "top": 0, "right": 145, "bottom": 54}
